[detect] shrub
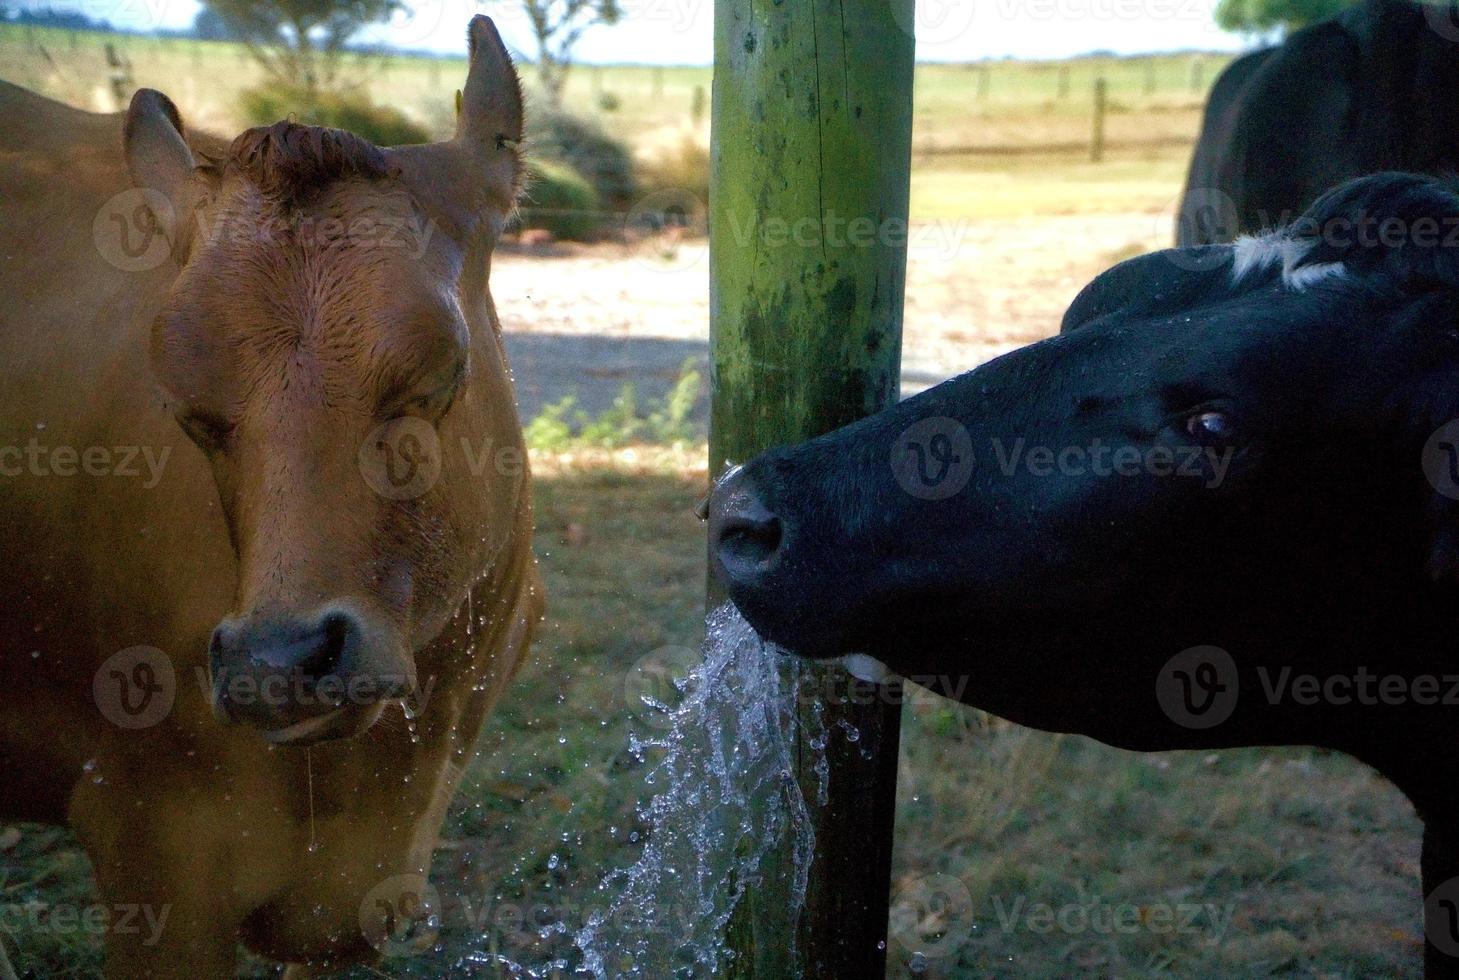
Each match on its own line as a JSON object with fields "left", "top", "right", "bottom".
{"left": 639, "top": 136, "right": 710, "bottom": 210}
{"left": 523, "top": 359, "right": 703, "bottom": 451}
{"left": 528, "top": 107, "right": 639, "bottom": 210}
{"left": 240, "top": 85, "right": 430, "bottom": 147}
{"left": 519, "top": 159, "right": 601, "bottom": 242}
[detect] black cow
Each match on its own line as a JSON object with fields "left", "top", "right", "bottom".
{"left": 1176, "top": 0, "right": 1459, "bottom": 246}
{"left": 710, "top": 173, "right": 1459, "bottom": 976}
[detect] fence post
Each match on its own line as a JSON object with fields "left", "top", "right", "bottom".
{"left": 1091, "top": 77, "right": 1108, "bottom": 163}
{"left": 711, "top": 0, "right": 912, "bottom": 977}
{"left": 1058, "top": 63, "right": 1070, "bottom": 99}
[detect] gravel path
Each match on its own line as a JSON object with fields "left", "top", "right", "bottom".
{"left": 495, "top": 212, "right": 1167, "bottom": 432}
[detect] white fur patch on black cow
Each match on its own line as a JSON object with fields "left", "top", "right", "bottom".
{"left": 1231, "top": 232, "right": 1346, "bottom": 291}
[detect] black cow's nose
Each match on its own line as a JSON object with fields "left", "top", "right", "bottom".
{"left": 709, "top": 465, "right": 786, "bottom": 584}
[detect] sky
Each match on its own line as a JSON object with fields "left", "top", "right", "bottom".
{"left": 24, "top": 0, "right": 1254, "bottom": 63}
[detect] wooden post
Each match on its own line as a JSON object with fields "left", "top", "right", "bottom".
{"left": 977, "top": 63, "right": 990, "bottom": 100}
{"left": 653, "top": 64, "right": 665, "bottom": 98}
{"left": 1058, "top": 63, "right": 1070, "bottom": 99}
{"left": 1091, "top": 77, "right": 1108, "bottom": 163}
{"left": 711, "top": 1, "right": 912, "bottom": 977}
{"left": 1190, "top": 56, "right": 1205, "bottom": 93}
{"left": 1144, "top": 59, "right": 1157, "bottom": 95}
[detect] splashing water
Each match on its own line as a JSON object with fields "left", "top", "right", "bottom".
{"left": 569, "top": 603, "right": 828, "bottom": 978}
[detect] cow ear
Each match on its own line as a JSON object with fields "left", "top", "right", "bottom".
{"left": 391, "top": 17, "right": 523, "bottom": 241}
{"left": 456, "top": 16, "right": 524, "bottom": 158}
{"left": 123, "top": 89, "right": 200, "bottom": 259}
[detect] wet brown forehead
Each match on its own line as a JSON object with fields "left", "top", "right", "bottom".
{"left": 157, "top": 199, "right": 466, "bottom": 410}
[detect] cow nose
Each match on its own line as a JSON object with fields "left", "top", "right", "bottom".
{"left": 208, "top": 607, "right": 388, "bottom": 730}
{"left": 708, "top": 465, "right": 786, "bottom": 584}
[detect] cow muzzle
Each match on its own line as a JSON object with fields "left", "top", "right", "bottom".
{"left": 707, "top": 464, "right": 787, "bottom": 585}
{"left": 708, "top": 462, "right": 855, "bottom": 657}
{"left": 208, "top": 601, "right": 415, "bottom": 744}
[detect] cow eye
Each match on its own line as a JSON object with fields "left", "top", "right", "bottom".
{"left": 401, "top": 381, "right": 460, "bottom": 422}
{"left": 1185, "top": 410, "right": 1237, "bottom": 445}
{"left": 175, "top": 410, "right": 234, "bottom": 451}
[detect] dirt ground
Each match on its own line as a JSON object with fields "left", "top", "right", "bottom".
{"left": 497, "top": 212, "right": 1162, "bottom": 426}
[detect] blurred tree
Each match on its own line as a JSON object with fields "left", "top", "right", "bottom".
{"left": 201, "top": 0, "right": 400, "bottom": 92}
{"left": 192, "top": 8, "right": 236, "bottom": 40}
{"left": 1215, "top": 0, "right": 1357, "bottom": 33}
{"left": 504, "top": 0, "right": 621, "bottom": 104}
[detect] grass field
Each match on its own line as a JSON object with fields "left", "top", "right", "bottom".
{"left": 1, "top": 23, "right": 1430, "bottom": 980}
{"left": 0, "top": 448, "right": 1425, "bottom": 978}
{"left": 0, "top": 23, "right": 1226, "bottom": 223}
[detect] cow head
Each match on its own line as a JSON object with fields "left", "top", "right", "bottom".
{"left": 122, "top": 17, "right": 527, "bottom": 744}
{"left": 710, "top": 173, "right": 1459, "bottom": 760}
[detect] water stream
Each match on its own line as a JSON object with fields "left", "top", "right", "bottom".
{"left": 570, "top": 603, "right": 827, "bottom": 978}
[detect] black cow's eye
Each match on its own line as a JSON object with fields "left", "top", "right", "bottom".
{"left": 1186, "top": 410, "right": 1237, "bottom": 444}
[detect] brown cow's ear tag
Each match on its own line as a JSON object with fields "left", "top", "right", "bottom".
{"left": 123, "top": 89, "right": 200, "bottom": 262}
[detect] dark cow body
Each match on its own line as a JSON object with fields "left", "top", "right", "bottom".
{"left": 1176, "top": 0, "right": 1459, "bottom": 245}
{"left": 711, "top": 173, "right": 1459, "bottom": 976}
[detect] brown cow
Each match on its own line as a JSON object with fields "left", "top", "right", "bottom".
{"left": 0, "top": 16, "right": 542, "bottom": 976}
